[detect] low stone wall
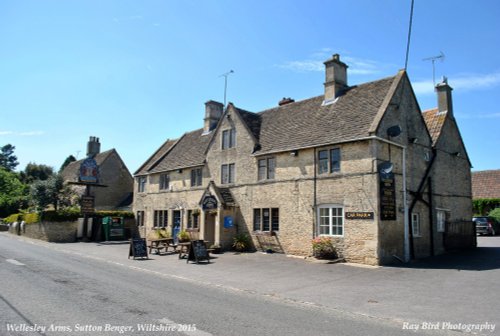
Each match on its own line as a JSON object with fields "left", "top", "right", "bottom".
{"left": 9, "top": 221, "right": 78, "bottom": 243}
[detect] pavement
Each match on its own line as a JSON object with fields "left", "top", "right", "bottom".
{"left": 3, "top": 232, "right": 500, "bottom": 334}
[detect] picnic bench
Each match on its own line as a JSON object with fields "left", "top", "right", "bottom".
{"left": 148, "top": 238, "right": 178, "bottom": 255}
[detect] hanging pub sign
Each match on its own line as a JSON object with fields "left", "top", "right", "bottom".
{"left": 79, "top": 158, "right": 99, "bottom": 184}
{"left": 202, "top": 195, "right": 218, "bottom": 210}
{"left": 379, "top": 161, "right": 396, "bottom": 221}
{"left": 81, "top": 196, "right": 95, "bottom": 214}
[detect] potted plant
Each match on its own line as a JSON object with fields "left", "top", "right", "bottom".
{"left": 232, "top": 233, "right": 251, "bottom": 252}
{"left": 209, "top": 243, "right": 222, "bottom": 254}
{"left": 177, "top": 230, "right": 190, "bottom": 242}
{"left": 312, "top": 236, "right": 337, "bottom": 259}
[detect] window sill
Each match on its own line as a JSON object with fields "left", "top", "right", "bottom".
{"left": 186, "top": 228, "right": 199, "bottom": 232}
{"left": 253, "top": 231, "right": 276, "bottom": 236}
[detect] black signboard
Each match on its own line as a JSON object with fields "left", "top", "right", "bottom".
{"left": 188, "top": 240, "right": 210, "bottom": 264}
{"left": 129, "top": 238, "right": 148, "bottom": 259}
{"left": 345, "top": 212, "right": 374, "bottom": 220}
{"left": 379, "top": 166, "right": 397, "bottom": 221}
{"left": 81, "top": 196, "right": 95, "bottom": 214}
{"left": 202, "top": 195, "right": 218, "bottom": 210}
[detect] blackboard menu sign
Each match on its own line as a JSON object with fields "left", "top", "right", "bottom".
{"left": 188, "top": 240, "right": 210, "bottom": 264}
{"left": 379, "top": 170, "right": 396, "bottom": 221}
{"left": 81, "top": 196, "right": 95, "bottom": 214}
{"left": 129, "top": 238, "right": 148, "bottom": 259}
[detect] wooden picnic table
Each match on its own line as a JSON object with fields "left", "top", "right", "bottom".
{"left": 148, "top": 238, "right": 178, "bottom": 255}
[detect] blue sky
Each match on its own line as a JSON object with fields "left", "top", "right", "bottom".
{"left": 1, "top": 0, "right": 499, "bottom": 173}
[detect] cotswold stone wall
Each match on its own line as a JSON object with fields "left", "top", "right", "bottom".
{"left": 9, "top": 221, "right": 78, "bottom": 243}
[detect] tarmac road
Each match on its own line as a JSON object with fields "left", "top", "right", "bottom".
{"left": 1, "top": 232, "right": 498, "bottom": 336}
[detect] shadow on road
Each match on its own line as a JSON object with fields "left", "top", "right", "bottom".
{"left": 389, "top": 242, "right": 500, "bottom": 271}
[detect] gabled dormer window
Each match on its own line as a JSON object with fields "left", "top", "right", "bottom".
{"left": 222, "top": 128, "right": 236, "bottom": 149}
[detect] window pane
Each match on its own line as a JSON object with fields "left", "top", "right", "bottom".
{"left": 318, "top": 150, "right": 328, "bottom": 174}
{"left": 193, "top": 213, "right": 199, "bottom": 229}
{"left": 222, "top": 130, "right": 229, "bottom": 149}
{"left": 253, "top": 209, "right": 261, "bottom": 231}
{"left": 229, "top": 164, "right": 235, "bottom": 183}
{"left": 271, "top": 208, "right": 279, "bottom": 231}
{"left": 230, "top": 129, "right": 236, "bottom": 148}
{"left": 221, "top": 165, "right": 228, "bottom": 184}
{"left": 258, "top": 159, "right": 266, "bottom": 181}
{"left": 262, "top": 208, "right": 270, "bottom": 231}
{"left": 268, "top": 158, "right": 275, "bottom": 179}
{"left": 331, "top": 148, "right": 341, "bottom": 172}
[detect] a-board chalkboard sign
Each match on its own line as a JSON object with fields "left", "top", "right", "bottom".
{"left": 187, "top": 240, "right": 210, "bottom": 264}
{"left": 129, "top": 238, "right": 148, "bottom": 259}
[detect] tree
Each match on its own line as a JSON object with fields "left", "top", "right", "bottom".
{"left": 30, "top": 174, "right": 64, "bottom": 211}
{"left": 59, "top": 155, "right": 76, "bottom": 173}
{"left": 0, "top": 144, "right": 19, "bottom": 172}
{"left": 0, "top": 168, "right": 27, "bottom": 217}
{"left": 20, "top": 163, "right": 54, "bottom": 184}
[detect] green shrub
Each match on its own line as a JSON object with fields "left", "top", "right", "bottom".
{"left": 22, "top": 212, "right": 39, "bottom": 224}
{"left": 3, "top": 213, "right": 20, "bottom": 223}
{"left": 42, "top": 209, "right": 80, "bottom": 222}
{"left": 489, "top": 208, "right": 500, "bottom": 223}
{"left": 177, "top": 230, "right": 190, "bottom": 242}
{"left": 95, "top": 210, "right": 134, "bottom": 219}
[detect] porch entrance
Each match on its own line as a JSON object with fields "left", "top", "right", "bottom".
{"left": 204, "top": 212, "right": 216, "bottom": 245}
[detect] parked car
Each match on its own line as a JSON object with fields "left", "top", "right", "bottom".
{"left": 473, "top": 216, "right": 500, "bottom": 236}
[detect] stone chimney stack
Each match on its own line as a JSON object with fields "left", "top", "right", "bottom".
{"left": 435, "top": 76, "right": 453, "bottom": 117}
{"left": 87, "top": 136, "right": 101, "bottom": 157}
{"left": 324, "top": 54, "right": 348, "bottom": 103}
{"left": 204, "top": 100, "right": 224, "bottom": 133}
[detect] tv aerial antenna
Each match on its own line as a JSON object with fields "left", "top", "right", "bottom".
{"left": 219, "top": 70, "right": 234, "bottom": 106}
{"left": 423, "top": 51, "right": 445, "bottom": 86}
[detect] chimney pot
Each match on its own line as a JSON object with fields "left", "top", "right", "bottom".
{"left": 278, "top": 97, "right": 295, "bottom": 106}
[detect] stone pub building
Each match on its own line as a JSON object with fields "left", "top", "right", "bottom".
{"left": 133, "top": 54, "right": 474, "bottom": 265}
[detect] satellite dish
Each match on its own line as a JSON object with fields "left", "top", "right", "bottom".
{"left": 387, "top": 125, "right": 402, "bottom": 137}
{"left": 378, "top": 161, "right": 394, "bottom": 175}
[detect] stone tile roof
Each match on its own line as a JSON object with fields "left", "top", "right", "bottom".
{"left": 137, "top": 74, "right": 399, "bottom": 174}
{"left": 472, "top": 170, "right": 500, "bottom": 199}
{"left": 61, "top": 149, "right": 115, "bottom": 182}
{"left": 148, "top": 129, "right": 214, "bottom": 173}
{"left": 248, "top": 75, "right": 397, "bottom": 154}
{"left": 134, "top": 139, "right": 177, "bottom": 176}
{"left": 422, "top": 108, "right": 446, "bottom": 145}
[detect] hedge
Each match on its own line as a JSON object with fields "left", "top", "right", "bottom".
{"left": 3, "top": 209, "right": 134, "bottom": 224}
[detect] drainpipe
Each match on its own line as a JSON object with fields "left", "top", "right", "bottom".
{"left": 313, "top": 147, "right": 318, "bottom": 239}
{"left": 402, "top": 146, "right": 409, "bottom": 262}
